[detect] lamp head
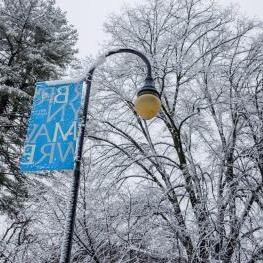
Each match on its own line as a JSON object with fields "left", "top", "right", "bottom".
{"left": 134, "top": 78, "right": 161, "bottom": 120}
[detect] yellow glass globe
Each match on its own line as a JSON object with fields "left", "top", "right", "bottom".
{"left": 134, "top": 93, "right": 161, "bottom": 120}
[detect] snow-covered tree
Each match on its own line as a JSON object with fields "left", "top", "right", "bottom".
{"left": 70, "top": 0, "right": 263, "bottom": 261}
{"left": 0, "top": 0, "right": 77, "bottom": 215}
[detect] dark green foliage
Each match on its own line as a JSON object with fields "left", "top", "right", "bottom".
{"left": 0, "top": 0, "right": 78, "bottom": 216}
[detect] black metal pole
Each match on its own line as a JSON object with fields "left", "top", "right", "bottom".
{"left": 59, "top": 69, "right": 94, "bottom": 263}
{"left": 59, "top": 48, "right": 156, "bottom": 263}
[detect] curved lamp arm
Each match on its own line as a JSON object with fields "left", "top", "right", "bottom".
{"left": 83, "top": 48, "right": 160, "bottom": 120}
{"left": 88, "top": 48, "right": 153, "bottom": 79}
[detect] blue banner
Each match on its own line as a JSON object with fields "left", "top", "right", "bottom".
{"left": 20, "top": 80, "right": 83, "bottom": 172}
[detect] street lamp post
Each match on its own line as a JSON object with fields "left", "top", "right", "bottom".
{"left": 59, "top": 48, "right": 161, "bottom": 263}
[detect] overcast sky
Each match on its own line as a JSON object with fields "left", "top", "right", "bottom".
{"left": 55, "top": 0, "right": 263, "bottom": 58}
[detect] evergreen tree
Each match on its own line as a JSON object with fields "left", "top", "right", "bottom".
{"left": 0, "top": 0, "right": 77, "bottom": 216}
